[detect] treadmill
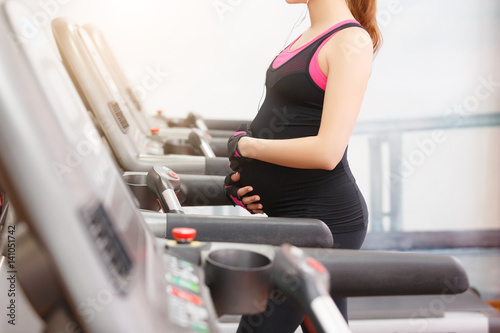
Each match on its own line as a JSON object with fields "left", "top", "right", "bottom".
{"left": 50, "top": 17, "right": 230, "bottom": 174}
{"left": 82, "top": 24, "right": 234, "bottom": 147}
{"left": 0, "top": 3, "right": 471, "bottom": 332}
{"left": 0, "top": 2, "right": 496, "bottom": 332}
{"left": 0, "top": 0, "right": 337, "bottom": 249}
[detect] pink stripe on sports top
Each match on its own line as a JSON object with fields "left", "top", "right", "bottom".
{"left": 272, "top": 19, "right": 359, "bottom": 91}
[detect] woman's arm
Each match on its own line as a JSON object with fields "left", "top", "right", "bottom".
{"left": 238, "top": 28, "right": 373, "bottom": 171}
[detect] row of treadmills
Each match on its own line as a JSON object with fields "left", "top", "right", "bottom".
{"left": 0, "top": 1, "right": 498, "bottom": 332}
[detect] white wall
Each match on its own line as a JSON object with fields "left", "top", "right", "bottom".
{"left": 21, "top": 0, "right": 500, "bottom": 232}
{"left": 22, "top": 0, "right": 309, "bottom": 119}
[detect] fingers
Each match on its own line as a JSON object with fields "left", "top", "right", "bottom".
{"left": 231, "top": 171, "right": 241, "bottom": 182}
{"left": 237, "top": 185, "right": 263, "bottom": 211}
{"left": 246, "top": 203, "right": 263, "bottom": 213}
{"left": 237, "top": 187, "right": 264, "bottom": 213}
{"left": 227, "top": 172, "right": 264, "bottom": 214}
{"left": 244, "top": 197, "right": 263, "bottom": 214}
{"left": 236, "top": 185, "right": 253, "bottom": 198}
{"left": 242, "top": 195, "right": 261, "bottom": 206}
{"left": 238, "top": 190, "right": 261, "bottom": 207}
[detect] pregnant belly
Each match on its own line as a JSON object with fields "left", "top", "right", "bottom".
{"left": 238, "top": 160, "right": 334, "bottom": 213}
{"left": 239, "top": 160, "right": 366, "bottom": 232}
{"left": 239, "top": 161, "right": 286, "bottom": 208}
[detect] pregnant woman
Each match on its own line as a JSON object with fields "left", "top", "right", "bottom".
{"left": 225, "top": 0, "right": 381, "bottom": 331}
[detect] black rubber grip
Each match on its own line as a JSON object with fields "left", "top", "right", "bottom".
{"left": 187, "top": 131, "right": 202, "bottom": 146}
{"left": 206, "top": 129, "right": 233, "bottom": 138}
{"left": 209, "top": 137, "right": 229, "bottom": 157}
{"left": 166, "top": 214, "right": 333, "bottom": 248}
{"left": 178, "top": 175, "right": 229, "bottom": 206}
{"left": 302, "top": 248, "right": 469, "bottom": 297}
{"left": 205, "top": 157, "right": 232, "bottom": 176}
{"left": 203, "top": 119, "right": 250, "bottom": 131}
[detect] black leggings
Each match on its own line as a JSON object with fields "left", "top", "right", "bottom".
{"left": 236, "top": 226, "right": 367, "bottom": 333}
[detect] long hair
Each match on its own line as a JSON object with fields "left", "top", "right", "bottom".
{"left": 347, "top": 0, "right": 382, "bottom": 53}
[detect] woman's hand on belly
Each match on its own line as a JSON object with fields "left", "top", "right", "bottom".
{"left": 226, "top": 172, "right": 264, "bottom": 214}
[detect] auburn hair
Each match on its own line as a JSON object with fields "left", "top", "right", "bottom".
{"left": 347, "top": 0, "right": 382, "bottom": 53}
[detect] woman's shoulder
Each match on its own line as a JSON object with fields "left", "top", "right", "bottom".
{"left": 322, "top": 24, "right": 373, "bottom": 64}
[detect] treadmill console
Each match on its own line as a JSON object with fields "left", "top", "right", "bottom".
{"left": 163, "top": 251, "right": 218, "bottom": 333}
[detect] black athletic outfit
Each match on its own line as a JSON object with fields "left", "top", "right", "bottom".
{"left": 237, "top": 21, "right": 369, "bottom": 333}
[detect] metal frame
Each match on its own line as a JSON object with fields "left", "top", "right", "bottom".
{"left": 360, "top": 113, "right": 500, "bottom": 234}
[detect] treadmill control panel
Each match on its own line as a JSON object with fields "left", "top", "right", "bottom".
{"left": 163, "top": 253, "right": 218, "bottom": 333}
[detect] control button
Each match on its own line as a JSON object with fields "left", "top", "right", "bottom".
{"left": 167, "top": 274, "right": 200, "bottom": 293}
{"left": 179, "top": 270, "right": 200, "bottom": 284}
{"left": 157, "top": 110, "right": 163, "bottom": 114}
{"left": 164, "top": 256, "right": 180, "bottom": 270}
{"left": 172, "top": 227, "right": 197, "bottom": 243}
{"left": 306, "top": 257, "right": 327, "bottom": 274}
{"left": 178, "top": 259, "right": 195, "bottom": 271}
{"left": 190, "top": 322, "right": 210, "bottom": 333}
{"left": 168, "top": 296, "right": 190, "bottom": 327}
{"left": 150, "top": 128, "right": 160, "bottom": 134}
{"left": 167, "top": 170, "right": 178, "bottom": 179}
{"left": 186, "top": 303, "right": 209, "bottom": 321}
{"left": 168, "top": 286, "right": 203, "bottom": 306}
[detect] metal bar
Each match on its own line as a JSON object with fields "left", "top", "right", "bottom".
{"left": 368, "top": 137, "right": 384, "bottom": 232}
{"left": 362, "top": 230, "right": 500, "bottom": 250}
{"left": 353, "top": 112, "right": 500, "bottom": 135}
{"left": 388, "top": 134, "right": 403, "bottom": 231}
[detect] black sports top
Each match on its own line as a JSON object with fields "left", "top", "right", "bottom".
{"left": 239, "top": 21, "right": 368, "bottom": 233}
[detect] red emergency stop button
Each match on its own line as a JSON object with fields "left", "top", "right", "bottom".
{"left": 167, "top": 171, "right": 178, "bottom": 179}
{"left": 172, "top": 227, "right": 197, "bottom": 243}
{"left": 150, "top": 128, "right": 160, "bottom": 134}
{"left": 306, "top": 257, "right": 326, "bottom": 274}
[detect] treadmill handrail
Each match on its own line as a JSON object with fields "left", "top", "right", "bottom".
{"left": 302, "top": 248, "right": 469, "bottom": 297}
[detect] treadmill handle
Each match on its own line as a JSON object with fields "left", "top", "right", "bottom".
{"left": 187, "top": 112, "right": 209, "bottom": 132}
{"left": 188, "top": 129, "right": 216, "bottom": 158}
{"left": 272, "top": 244, "right": 352, "bottom": 333}
{"left": 310, "top": 295, "right": 351, "bottom": 333}
{"left": 161, "top": 188, "right": 184, "bottom": 214}
{"left": 198, "top": 139, "right": 216, "bottom": 158}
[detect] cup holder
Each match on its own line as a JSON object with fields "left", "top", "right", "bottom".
{"left": 205, "top": 248, "right": 272, "bottom": 316}
{"left": 122, "top": 172, "right": 160, "bottom": 211}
